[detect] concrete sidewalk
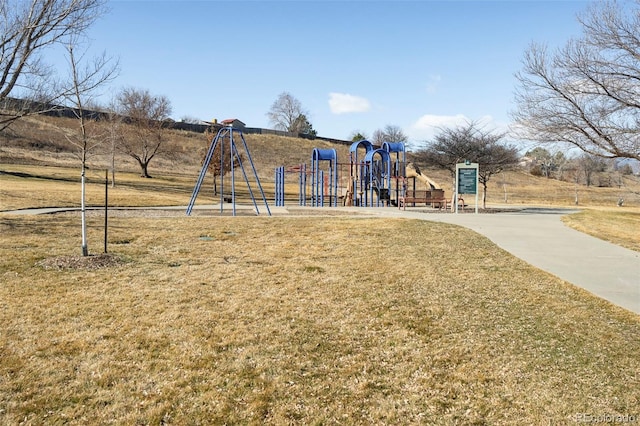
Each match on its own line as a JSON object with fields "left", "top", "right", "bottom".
{"left": 366, "top": 207, "right": 640, "bottom": 315}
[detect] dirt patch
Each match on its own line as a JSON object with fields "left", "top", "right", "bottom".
{"left": 36, "top": 253, "right": 127, "bottom": 270}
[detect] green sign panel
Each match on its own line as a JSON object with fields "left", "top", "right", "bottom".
{"left": 457, "top": 168, "right": 477, "bottom": 194}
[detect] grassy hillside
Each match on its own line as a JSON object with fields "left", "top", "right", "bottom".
{"left": 0, "top": 115, "right": 352, "bottom": 179}
{"left": 1, "top": 114, "right": 639, "bottom": 208}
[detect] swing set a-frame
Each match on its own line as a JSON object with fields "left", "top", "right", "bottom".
{"left": 186, "top": 126, "right": 271, "bottom": 216}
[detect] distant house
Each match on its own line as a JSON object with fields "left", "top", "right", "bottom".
{"left": 220, "top": 118, "right": 246, "bottom": 129}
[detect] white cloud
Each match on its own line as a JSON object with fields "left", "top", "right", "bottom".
{"left": 408, "top": 114, "right": 470, "bottom": 142}
{"left": 413, "top": 113, "right": 469, "bottom": 129}
{"left": 328, "top": 92, "right": 371, "bottom": 114}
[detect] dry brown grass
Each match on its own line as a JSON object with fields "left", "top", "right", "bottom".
{"left": 562, "top": 208, "right": 640, "bottom": 252}
{"left": 0, "top": 164, "right": 196, "bottom": 211}
{"left": 0, "top": 115, "right": 352, "bottom": 180}
{"left": 485, "top": 170, "right": 640, "bottom": 208}
{"left": 0, "top": 213, "right": 638, "bottom": 425}
{"left": 2, "top": 115, "right": 639, "bottom": 422}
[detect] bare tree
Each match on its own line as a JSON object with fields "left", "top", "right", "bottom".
{"left": 413, "top": 121, "right": 519, "bottom": 208}
{"left": 0, "top": 0, "right": 106, "bottom": 131}
{"left": 512, "top": 1, "right": 640, "bottom": 161}
{"left": 370, "top": 125, "right": 408, "bottom": 145}
{"left": 114, "top": 87, "right": 172, "bottom": 178}
{"left": 371, "top": 129, "right": 386, "bottom": 145}
{"left": 266, "top": 92, "right": 308, "bottom": 132}
{"left": 104, "top": 99, "right": 122, "bottom": 187}
{"left": 382, "top": 124, "right": 408, "bottom": 143}
{"left": 413, "top": 122, "right": 483, "bottom": 174}
{"left": 475, "top": 141, "right": 521, "bottom": 208}
{"left": 63, "top": 38, "right": 118, "bottom": 256}
{"left": 575, "top": 152, "right": 608, "bottom": 187}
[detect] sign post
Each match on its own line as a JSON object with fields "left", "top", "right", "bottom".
{"left": 456, "top": 161, "right": 479, "bottom": 214}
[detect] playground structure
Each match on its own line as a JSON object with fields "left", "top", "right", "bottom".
{"left": 405, "top": 162, "right": 440, "bottom": 190}
{"left": 398, "top": 161, "right": 450, "bottom": 210}
{"left": 186, "top": 126, "right": 271, "bottom": 216}
{"left": 311, "top": 148, "right": 338, "bottom": 207}
{"left": 275, "top": 139, "right": 448, "bottom": 209}
{"left": 186, "top": 130, "right": 451, "bottom": 213}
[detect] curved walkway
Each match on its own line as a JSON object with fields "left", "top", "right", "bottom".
{"left": 3, "top": 205, "right": 639, "bottom": 315}
{"left": 362, "top": 207, "right": 639, "bottom": 315}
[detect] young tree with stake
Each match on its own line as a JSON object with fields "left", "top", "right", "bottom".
{"left": 63, "top": 38, "right": 118, "bottom": 256}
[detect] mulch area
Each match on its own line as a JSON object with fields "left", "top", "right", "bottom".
{"left": 36, "top": 253, "right": 126, "bottom": 270}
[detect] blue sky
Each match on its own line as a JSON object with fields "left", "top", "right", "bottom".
{"left": 70, "top": 0, "right": 590, "bottom": 146}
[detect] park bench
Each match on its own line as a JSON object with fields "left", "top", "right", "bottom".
{"left": 399, "top": 189, "right": 448, "bottom": 210}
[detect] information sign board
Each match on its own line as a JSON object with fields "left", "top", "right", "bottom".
{"left": 455, "top": 162, "right": 479, "bottom": 214}
{"left": 457, "top": 168, "right": 477, "bottom": 194}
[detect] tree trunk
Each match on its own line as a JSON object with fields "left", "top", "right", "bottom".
{"left": 81, "top": 168, "right": 88, "bottom": 256}
{"left": 140, "top": 161, "right": 152, "bottom": 178}
{"left": 111, "top": 143, "right": 116, "bottom": 188}
{"left": 482, "top": 183, "right": 487, "bottom": 209}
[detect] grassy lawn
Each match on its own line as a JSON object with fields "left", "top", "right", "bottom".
{"left": 0, "top": 214, "right": 638, "bottom": 424}
{"left": 0, "top": 164, "right": 194, "bottom": 211}
{"left": 562, "top": 208, "right": 640, "bottom": 252}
